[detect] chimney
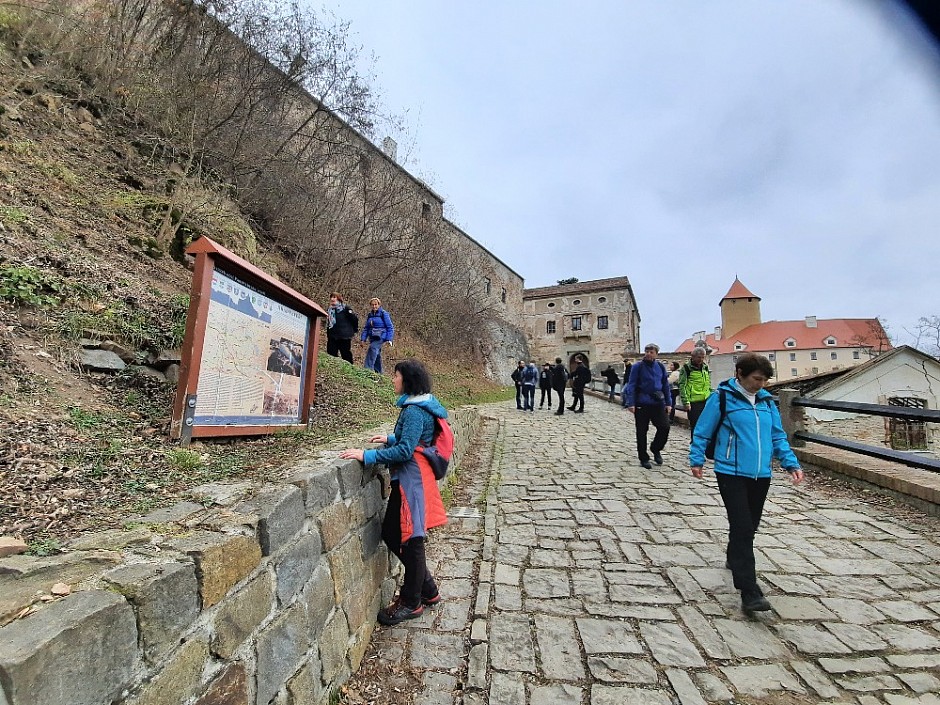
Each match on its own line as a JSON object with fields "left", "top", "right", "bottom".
{"left": 382, "top": 136, "right": 398, "bottom": 162}
{"left": 805, "top": 316, "right": 817, "bottom": 328}
{"left": 692, "top": 331, "right": 705, "bottom": 342}
{"left": 714, "top": 326, "right": 722, "bottom": 341}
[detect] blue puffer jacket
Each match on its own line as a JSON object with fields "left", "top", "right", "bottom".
{"left": 689, "top": 379, "right": 800, "bottom": 478}
{"left": 361, "top": 308, "right": 395, "bottom": 343}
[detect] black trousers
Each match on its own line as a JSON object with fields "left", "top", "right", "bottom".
{"left": 326, "top": 336, "right": 353, "bottom": 364}
{"left": 515, "top": 384, "right": 523, "bottom": 409}
{"left": 570, "top": 386, "right": 585, "bottom": 411}
{"left": 634, "top": 405, "right": 670, "bottom": 462}
{"left": 687, "top": 400, "right": 707, "bottom": 433}
{"left": 382, "top": 482, "right": 438, "bottom": 607}
{"left": 539, "top": 387, "right": 552, "bottom": 407}
{"left": 553, "top": 387, "right": 566, "bottom": 413}
{"left": 716, "top": 473, "right": 771, "bottom": 593}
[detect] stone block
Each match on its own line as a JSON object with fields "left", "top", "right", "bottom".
{"left": 275, "top": 533, "right": 323, "bottom": 607}
{"left": 194, "top": 664, "right": 249, "bottom": 705}
{"left": 335, "top": 459, "right": 364, "bottom": 499}
{"left": 359, "top": 516, "right": 383, "bottom": 559}
{"left": 318, "top": 608, "right": 350, "bottom": 683}
{"left": 169, "top": 531, "right": 261, "bottom": 607}
{"left": 0, "top": 590, "right": 138, "bottom": 705}
{"left": 286, "top": 656, "right": 324, "bottom": 705}
{"left": 328, "top": 536, "right": 364, "bottom": 605}
{"left": 287, "top": 466, "right": 340, "bottom": 516}
{"left": 361, "top": 477, "right": 385, "bottom": 519}
{"left": 190, "top": 482, "right": 255, "bottom": 507}
{"left": 236, "top": 485, "right": 305, "bottom": 556}
{"left": 69, "top": 527, "right": 153, "bottom": 551}
{"left": 103, "top": 561, "right": 199, "bottom": 664}
{"left": 305, "top": 562, "right": 336, "bottom": 639}
{"left": 317, "top": 503, "right": 351, "bottom": 552}
{"left": 340, "top": 579, "right": 376, "bottom": 634}
{"left": 139, "top": 501, "right": 206, "bottom": 525}
{"left": 212, "top": 572, "right": 274, "bottom": 659}
{"left": 255, "top": 604, "right": 310, "bottom": 705}
{"left": 126, "top": 636, "right": 209, "bottom": 705}
{"left": 0, "top": 538, "right": 27, "bottom": 557}
{"left": 79, "top": 348, "right": 125, "bottom": 372}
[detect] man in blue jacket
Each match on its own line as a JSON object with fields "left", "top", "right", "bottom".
{"left": 624, "top": 343, "right": 672, "bottom": 469}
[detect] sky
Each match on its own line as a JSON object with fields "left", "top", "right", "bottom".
{"left": 318, "top": 0, "right": 940, "bottom": 351}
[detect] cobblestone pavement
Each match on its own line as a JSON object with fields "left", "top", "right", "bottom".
{"left": 368, "top": 400, "right": 940, "bottom": 705}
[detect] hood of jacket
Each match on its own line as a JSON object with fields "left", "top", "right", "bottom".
{"left": 397, "top": 393, "right": 448, "bottom": 419}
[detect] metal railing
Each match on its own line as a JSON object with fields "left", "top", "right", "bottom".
{"left": 780, "top": 391, "right": 940, "bottom": 473}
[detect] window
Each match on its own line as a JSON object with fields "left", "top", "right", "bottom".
{"left": 810, "top": 352, "right": 817, "bottom": 360}
{"left": 888, "top": 397, "right": 928, "bottom": 450}
{"left": 791, "top": 368, "right": 798, "bottom": 377}
{"left": 598, "top": 296, "right": 607, "bottom": 303}
{"left": 812, "top": 367, "right": 819, "bottom": 374}
{"left": 572, "top": 299, "right": 581, "bottom": 306}
{"left": 825, "top": 337, "right": 837, "bottom": 346}
{"left": 500, "top": 287, "right": 506, "bottom": 304}
{"left": 597, "top": 315, "right": 608, "bottom": 329}
{"left": 421, "top": 202, "right": 431, "bottom": 218}
{"left": 768, "top": 353, "right": 776, "bottom": 361}
{"left": 547, "top": 302, "right": 556, "bottom": 308}
{"left": 734, "top": 342, "right": 745, "bottom": 351}
{"left": 785, "top": 338, "right": 796, "bottom": 347}
{"left": 484, "top": 277, "right": 491, "bottom": 295}
{"left": 571, "top": 316, "right": 582, "bottom": 331}
{"left": 853, "top": 351, "right": 860, "bottom": 359}
{"left": 830, "top": 352, "right": 837, "bottom": 360}
{"left": 789, "top": 353, "right": 796, "bottom": 362}
{"left": 546, "top": 321, "right": 556, "bottom": 334}
{"left": 732, "top": 355, "right": 738, "bottom": 363}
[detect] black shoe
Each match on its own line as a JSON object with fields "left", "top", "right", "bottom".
{"left": 741, "top": 590, "right": 771, "bottom": 613}
{"left": 653, "top": 451, "right": 663, "bottom": 465}
{"left": 378, "top": 601, "right": 425, "bottom": 625}
{"left": 567, "top": 406, "right": 576, "bottom": 410}
{"left": 574, "top": 409, "right": 584, "bottom": 413}
{"left": 555, "top": 410, "right": 564, "bottom": 415}
{"left": 640, "top": 460, "right": 652, "bottom": 469}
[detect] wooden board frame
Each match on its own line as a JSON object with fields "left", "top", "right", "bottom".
{"left": 170, "top": 237, "right": 327, "bottom": 443}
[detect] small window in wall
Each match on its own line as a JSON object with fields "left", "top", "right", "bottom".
{"left": 810, "top": 352, "right": 817, "bottom": 360}
{"left": 853, "top": 351, "right": 860, "bottom": 359}
{"left": 789, "top": 353, "right": 796, "bottom": 362}
{"left": 501, "top": 287, "right": 506, "bottom": 304}
{"left": 830, "top": 352, "right": 837, "bottom": 360}
{"left": 572, "top": 299, "right": 581, "bottom": 306}
{"left": 484, "top": 277, "right": 491, "bottom": 295}
{"left": 732, "top": 355, "right": 738, "bottom": 363}
{"left": 785, "top": 338, "right": 796, "bottom": 347}
{"left": 734, "top": 342, "right": 745, "bottom": 351}
{"left": 812, "top": 366, "right": 819, "bottom": 374}
{"left": 768, "top": 353, "right": 775, "bottom": 361}
{"left": 547, "top": 302, "right": 556, "bottom": 308}
{"left": 597, "top": 315, "right": 608, "bottom": 329}
{"left": 888, "top": 397, "right": 928, "bottom": 450}
{"left": 571, "top": 316, "right": 582, "bottom": 331}
{"left": 598, "top": 296, "right": 607, "bottom": 303}
{"left": 825, "top": 337, "right": 837, "bottom": 346}
{"left": 791, "top": 368, "right": 798, "bottom": 377}
{"left": 546, "top": 321, "right": 556, "bottom": 334}
{"left": 421, "top": 202, "right": 431, "bottom": 218}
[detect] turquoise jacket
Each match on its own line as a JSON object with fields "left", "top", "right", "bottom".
{"left": 363, "top": 394, "right": 448, "bottom": 468}
{"left": 689, "top": 379, "right": 800, "bottom": 478}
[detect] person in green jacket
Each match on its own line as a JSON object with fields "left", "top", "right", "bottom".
{"left": 679, "top": 347, "right": 712, "bottom": 432}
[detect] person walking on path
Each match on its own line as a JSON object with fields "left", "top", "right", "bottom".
{"left": 679, "top": 347, "right": 712, "bottom": 433}
{"left": 668, "top": 361, "right": 681, "bottom": 423}
{"left": 623, "top": 343, "right": 672, "bottom": 468}
{"left": 689, "top": 352, "right": 804, "bottom": 614}
{"left": 510, "top": 360, "right": 525, "bottom": 410}
{"left": 551, "top": 357, "right": 569, "bottom": 415}
{"left": 325, "top": 292, "right": 359, "bottom": 364}
{"left": 538, "top": 362, "right": 553, "bottom": 409}
{"left": 601, "top": 365, "right": 621, "bottom": 402}
{"left": 567, "top": 356, "right": 591, "bottom": 413}
{"left": 340, "top": 358, "right": 447, "bottom": 625}
{"left": 521, "top": 361, "right": 538, "bottom": 411}
{"left": 360, "top": 297, "right": 394, "bottom": 373}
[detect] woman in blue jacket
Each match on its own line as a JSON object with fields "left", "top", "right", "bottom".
{"left": 360, "top": 297, "right": 395, "bottom": 373}
{"left": 689, "top": 353, "right": 804, "bottom": 613}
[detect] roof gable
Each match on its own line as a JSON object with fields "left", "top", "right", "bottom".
{"left": 720, "top": 277, "right": 759, "bottom": 302}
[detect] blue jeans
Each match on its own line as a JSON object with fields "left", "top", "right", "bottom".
{"left": 364, "top": 339, "right": 384, "bottom": 372}
{"left": 522, "top": 385, "right": 535, "bottom": 410}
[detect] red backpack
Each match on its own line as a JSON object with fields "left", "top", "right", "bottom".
{"left": 421, "top": 417, "right": 454, "bottom": 480}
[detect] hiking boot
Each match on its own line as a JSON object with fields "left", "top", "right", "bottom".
{"left": 653, "top": 451, "right": 663, "bottom": 465}
{"left": 378, "top": 601, "right": 424, "bottom": 625}
{"left": 640, "top": 460, "right": 652, "bottom": 469}
{"left": 555, "top": 410, "right": 564, "bottom": 416}
{"left": 741, "top": 590, "right": 771, "bottom": 613}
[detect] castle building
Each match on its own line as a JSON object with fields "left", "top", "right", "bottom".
{"left": 522, "top": 277, "right": 641, "bottom": 372}
{"left": 675, "top": 278, "right": 890, "bottom": 383}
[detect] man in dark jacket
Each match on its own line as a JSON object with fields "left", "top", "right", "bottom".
{"left": 510, "top": 360, "right": 525, "bottom": 410}
{"left": 326, "top": 292, "right": 358, "bottom": 364}
{"left": 624, "top": 343, "right": 672, "bottom": 469}
{"left": 567, "top": 356, "right": 592, "bottom": 413}
{"left": 601, "top": 365, "right": 621, "bottom": 402}
{"left": 550, "top": 357, "right": 569, "bottom": 415}
{"left": 538, "top": 362, "right": 553, "bottom": 409}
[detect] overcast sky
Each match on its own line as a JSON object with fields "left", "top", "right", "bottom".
{"left": 319, "top": 0, "right": 940, "bottom": 351}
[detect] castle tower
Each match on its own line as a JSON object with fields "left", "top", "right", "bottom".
{"left": 719, "top": 277, "right": 761, "bottom": 340}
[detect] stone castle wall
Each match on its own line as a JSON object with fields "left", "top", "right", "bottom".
{"left": 0, "top": 408, "right": 481, "bottom": 705}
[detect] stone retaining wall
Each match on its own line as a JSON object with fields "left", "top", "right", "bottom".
{"left": 0, "top": 407, "right": 480, "bottom": 705}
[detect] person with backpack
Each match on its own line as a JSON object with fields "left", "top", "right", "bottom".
{"left": 679, "top": 347, "right": 712, "bottom": 432}
{"left": 567, "top": 356, "right": 591, "bottom": 413}
{"left": 538, "top": 362, "right": 553, "bottom": 409}
{"left": 340, "top": 358, "right": 448, "bottom": 625}
{"left": 550, "top": 357, "right": 569, "bottom": 415}
{"left": 689, "top": 353, "right": 803, "bottom": 614}
{"left": 601, "top": 365, "right": 621, "bottom": 402}
{"left": 521, "top": 361, "right": 539, "bottom": 411}
{"left": 623, "top": 343, "right": 672, "bottom": 468}
{"left": 325, "top": 292, "right": 359, "bottom": 364}
{"left": 360, "top": 297, "right": 394, "bottom": 373}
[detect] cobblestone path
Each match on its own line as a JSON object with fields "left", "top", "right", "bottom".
{"left": 368, "top": 400, "right": 940, "bottom": 705}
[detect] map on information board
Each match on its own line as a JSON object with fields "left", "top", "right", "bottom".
{"left": 194, "top": 268, "right": 310, "bottom": 426}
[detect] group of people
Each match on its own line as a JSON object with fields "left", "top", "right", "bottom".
{"left": 511, "top": 355, "right": 591, "bottom": 415}
{"left": 325, "top": 293, "right": 395, "bottom": 373}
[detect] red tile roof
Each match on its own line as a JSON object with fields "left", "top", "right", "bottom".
{"left": 721, "top": 277, "right": 760, "bottom": 302}
{"left": 675, "top": 318, "right": 889, "bottom": 354}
